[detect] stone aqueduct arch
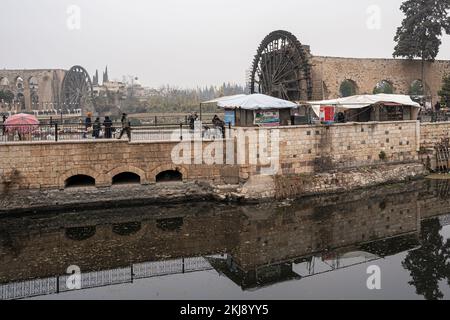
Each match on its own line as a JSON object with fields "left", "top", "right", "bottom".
{"left": 106, "top": 165, "right": 148, "bottom": 185}
{"left": 309, "top": 55, "right": 449, "bottom": 102}
{"left": 60, "top": 164, "right": 188, "bottom": 189}
{"left": 0, "top": 69, "right": 66, "bottom": 112}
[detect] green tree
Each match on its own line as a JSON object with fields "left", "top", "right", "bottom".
{"left": 402, "top": 219, "right": 450, "bottom": 300}
{"left": 393, "top": 0, "right": 450, "bottom": 86}
{"left": 438, "top": 74, "right": 450, "bottom": 107}
{"left": 0, "top": 90, "right": 14, "bottom": 103}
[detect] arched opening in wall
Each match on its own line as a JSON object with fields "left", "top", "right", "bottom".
{"left": 30, "top": 92, "right": 39, "bottom": 108}
{"left": 156, "top": 217, "right": 184, "bottom": 232}
{"left": 65, "top": 174, "right": 95, "bottom": 188}
{"left": 16, "top": 93, "right": 25, "bottom": 110}
{"left": 156, "top": 170, "right": 182, "bottom": 183}
{"left": 373, "top": 80, "right": 394, "bottom": 94}
{"left": 112, "top": 172, "right": 141, "bottom": 185}
{"left": 15, "top": 77, "right": 24, "bottom": 90}
{"left": 339, "top": 79, "right": 358, "bottom": 97}
{"left": 28, "top": 76, "right": 39, "bottom": 90}
{"left": 0, "top": 77, "right": 9, "bottom": 87}
{"left": 112, "top": 222, "right": 142, "bottom": 236}
{"left": 65, "top": 226, "right": 97, "bottom": 241}
{"left": 409, "top": 80, "right": 425, "bottom": 96}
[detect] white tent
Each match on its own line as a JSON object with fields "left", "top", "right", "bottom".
{"left": 307, "top": 94, "right": 421, "bottom": 117}
{"left": 203, "top": 93, "right": 298, "bottom": 110}
{"left": 201, "top": 94, "right": 247, "bottom": 105}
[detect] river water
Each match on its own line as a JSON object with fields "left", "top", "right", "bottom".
{"left": 1, "top": 179, "right": 450, "bottom": 300}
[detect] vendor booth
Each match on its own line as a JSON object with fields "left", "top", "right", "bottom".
{"left": 307, "top": 94, "right": 421, "bottom": 123}
{"left": 202, "top": 94, "right": 298, "bottom": 127}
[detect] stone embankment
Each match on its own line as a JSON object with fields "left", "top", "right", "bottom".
{"left": 0, "top": 162, "right": 427, "bottom": 214}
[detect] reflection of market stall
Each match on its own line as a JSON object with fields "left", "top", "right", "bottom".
{"left": 307, "top": 94, "right": 421, "bottom": 123}
{"left": 208, "top": 232, "right": 419, "bottom": 291}
{"left": 203, "top": 94, "right": 298, "bottom": 127}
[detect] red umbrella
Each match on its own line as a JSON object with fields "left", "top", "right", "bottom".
{"left": 4, "top": 113, "right": 40, "bottom": 134}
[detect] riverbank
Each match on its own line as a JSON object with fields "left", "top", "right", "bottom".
{"left": 0, "top": 162, "right": 428, "bottom": 215}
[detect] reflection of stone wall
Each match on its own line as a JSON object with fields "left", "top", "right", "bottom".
{"left": 2, "top": 180, "right": 450, "bottom": 285}
{"left": 232, "top": 190, "right": 420, "bottom": 269}
{"left": 0, "top": 207, "right": 240, "bottom": 283}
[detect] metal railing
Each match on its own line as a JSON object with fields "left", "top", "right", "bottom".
{"left": 0, "top": 122, "right": 230, "bottom": 143}
{"left": 0, "top": 256, "right": 216, "bottom": 300}
{"left": 419, "top": 110, "right": 450, "bottom": 123}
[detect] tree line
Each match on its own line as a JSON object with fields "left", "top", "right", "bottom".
{"left": 95, "top": 82, "right": 247, "bottom": 115}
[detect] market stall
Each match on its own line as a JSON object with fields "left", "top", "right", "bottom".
{"left": 202, "top": 94, "right": 298, "bottom": 127}
{"left": 306, "top": 94, "right": 421, "bottom": 123}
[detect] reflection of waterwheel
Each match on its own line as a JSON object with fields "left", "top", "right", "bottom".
{"left": 250, "top": 30, "right": 312, "bottom": 101}
{"left": 61, "top": 65, "right": 95, "bottom": 113}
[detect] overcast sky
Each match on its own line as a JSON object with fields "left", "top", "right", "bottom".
{"left": 2, "top": 0, "right": 450, "bottom": 88}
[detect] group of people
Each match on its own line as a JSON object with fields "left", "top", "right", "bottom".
{"left": 187, "top": 112, "right": 226, "bottom": 138}
{"left": 83, "top": 112, "right": 131, "bottom": 140}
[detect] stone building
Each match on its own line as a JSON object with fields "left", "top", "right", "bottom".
{"left": 0, "top": 69, "right": 66, "bottom": 112}
{"left": 250, "top": 30, "right": 450, "bottom": 105}
{"left": 309, "top": 56, "right": 450, "bottom": 104}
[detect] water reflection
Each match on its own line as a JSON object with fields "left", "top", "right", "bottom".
{"left": 1, "top": 179, "right": 450, "bottom": 299}
{"left": 403, "top": 219, "right": 450, "bottom": 300}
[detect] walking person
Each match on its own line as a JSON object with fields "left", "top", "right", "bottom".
{"left": 118, "top": 113, "right": 131, "bottom": 140}
{"left": 103, "top": 116, "right": 112, "bottom": 139}
{"left": 2, "top": 114, "right": 7, "bottom": 136}
{"left": 93, "top": 117, "right": 101, "bottom": 139}
{"left": 83, "top": 112, "right": 92, "bottom": 139}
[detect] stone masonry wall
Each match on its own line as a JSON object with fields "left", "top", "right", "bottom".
{"left": 2, "top": 120, "right": 450, "bottom": 199}
{"left": 0, "top": 140, "right": 232, "bottom": 191}
{"left": 240, "top": 121, "right": 420, "bottom": 179}
{"left": 0, "top": 121, "right": 425, "bottom": 194}
{"left": 310, "top": 56, "right": 450, "bottom": 102}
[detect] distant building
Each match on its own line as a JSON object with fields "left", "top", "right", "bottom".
{"left": 0, "top": 69, "right": 66, "bottom": 113}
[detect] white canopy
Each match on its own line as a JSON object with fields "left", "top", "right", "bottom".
{"left": 203, "top": 94, "right": 298, "bottom": 110}
{"left": 307, "top": 94, "right": 421, "bottom": 117}
{"left": 202, "top": 94, "right": 247, "bottom": 104}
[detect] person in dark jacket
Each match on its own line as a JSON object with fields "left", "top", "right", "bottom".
{"left": 118, "top": 113, "right": 131, "bottom": 140}
{"left": 93, "top": 117, "right": 101, "bottom": 138}
{"left": 85, "top": 112, "right": 92, "bottom": 129}
{"left": 103, "top": 116, "right": 113, "bottom": 139}
{"left": 212, "top": 114, "right": 225, "bottom": 138}
{"left": 2, "top": 114, "right": 7, "bottom": 136}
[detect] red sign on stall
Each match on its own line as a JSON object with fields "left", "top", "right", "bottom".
{"left": 319, "top": 106, "right": 335, "bottom": 123}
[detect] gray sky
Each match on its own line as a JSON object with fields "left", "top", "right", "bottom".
{"left": 2, "top": 0, "right": 450, "bottom": 88}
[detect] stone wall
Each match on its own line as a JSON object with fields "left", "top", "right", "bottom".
{"left": 240, "top": 121, "right": 420, "bottom": 179}
{"left": 310, "top": 56, "right": 450, "bottom": 102}
{"left": 0, "top": 121, "right": 425, "bottom": 196}
{"left": 0, "top": 69, "right": 66, "bottom": 112}
{"left": 420, "top": 122, "right": 450, "bottom": 149}
{"left": 5, "top": 120, "right": 450, "bottom": 207}
{"left": 0, "top": 140, "right": 234, "bottom": 192}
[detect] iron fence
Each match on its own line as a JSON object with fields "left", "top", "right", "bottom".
{"left": 0, "top": 122, "right": 230, "bottom": 143}
{"left": 0, "top": 256, "right": 215, "bottom": 300}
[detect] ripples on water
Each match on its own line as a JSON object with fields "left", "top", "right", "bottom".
{"left": 1, "top": 179, "right": 450, "bottom": 300}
